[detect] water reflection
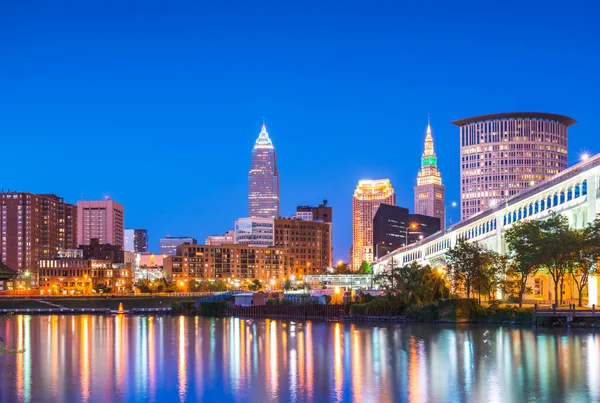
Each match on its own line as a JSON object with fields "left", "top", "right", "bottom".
{"left": 1, "top": 317, "right": 599, "bottom": 402}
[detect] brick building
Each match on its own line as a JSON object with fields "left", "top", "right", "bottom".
{"left": 0, "top": 192, "right": 77, "bottom": 285}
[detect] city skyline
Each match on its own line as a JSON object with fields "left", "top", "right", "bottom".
{"left": 1, "top": 2, "right": 599, "bottom": 262}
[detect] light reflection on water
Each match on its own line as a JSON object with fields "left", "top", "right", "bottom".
{"left": 0, "top": 316, "right": 599, "bottom": 402}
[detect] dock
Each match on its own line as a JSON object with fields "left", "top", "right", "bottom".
{"left": 533, "top": 304, "right": 599, "bottom": 327}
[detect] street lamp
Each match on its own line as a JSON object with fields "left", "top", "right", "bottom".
{"left": 405, "top": 223, "right": 418, "bottom": 246}
{"left": 445, "top": 202, "right": 457, "bottom": 228}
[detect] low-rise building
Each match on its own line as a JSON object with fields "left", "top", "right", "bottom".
{"left": 38, "top": 250, "right": 133, "bottom": 295}
{"left": 163, "top": 243, "right": 293, "bottom": 282}
{"left": 205, "top": 230, "right": 235, "bottom": 245}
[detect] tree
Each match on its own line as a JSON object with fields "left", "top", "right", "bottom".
{"left": 446, "top": 239, "right": 486, "bottom": 299}
{"left": 373, "top": 262, "right": 448, "bottom": 306}
{"left": 357, "top": 261, "right": 371, "bottom": 274}
{"left": 95, "top": 284, "right": 112, "bottom": 294}
{"left": 570, "top": 218, "right": 600, "bottom": 306}
{"left": 538, "top": 214, "right": 580, "bottom": 307}
{"left": 282, "top": 280, "right": 292, "bottom": 291}
{"left": 505, "top": 219, "right": 545, "bottom": 307}
{"left": 334, "top": 262, "right": 350, "bottom": 274}
{"left": 248, "top": 279, "right": 263, "bottom": 291}
{"left": 477, "top": 251, "right": 511, "bottom": 302}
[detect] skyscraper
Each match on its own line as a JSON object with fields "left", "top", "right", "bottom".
{"left": 125, "top": 229, "right": 148, "bottom": 253}
{"left": 77, "top": 198, "right": 125, "bottom": 248}
{"left": 351, "top": 179, "right": 395, "bottom": 270}
{"left": 414, "top": 118, "right": 445, "bottom": 227}
{"left": 248, "top": 123, "right": 280, "bottom": 218}
{"left": 452, "top": 112, "right": 574, "bottom": 219}
{"left": 0, "top": 192, "right": 77, "bottom": 284}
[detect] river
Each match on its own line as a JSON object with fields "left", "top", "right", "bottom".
{"left": 0, "top": 315, "right": 598, "bottom": 402}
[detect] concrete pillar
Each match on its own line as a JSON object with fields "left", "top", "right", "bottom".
{"left": 588, "top": 276, "right": 598, "bottom": 308}
{"left": 587, "top": 171, "right": 597, "bottom": 223}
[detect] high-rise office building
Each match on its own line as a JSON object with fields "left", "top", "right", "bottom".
{"left": 248, "top": 123, "right": 280, "bottom": 218}
{"left": 373, "top": 204, "right": 440, "bottom": 258}
{"left": 414, "top": 118, "right": 445, "bottom": 227}
{"left": 351, "top": 179, "right": 395, "bottom": 270}
{"left": 0, "top": 192, "right": 77, "bottom": 283}
{"left": 296, "top": 201, "right": 332, "bottom": 223}
{"left": 160, "top": 236, "right": 197, "bottom": 256}
{"left": 133, "top": 229, "right": 148, "bottom": 252}
{"left": 452, "top": 112, "right": 574, "bottom": 220}
{"left": 77, "top": 199, "right": 124, "bottom": 248}
{"left": 234, "top": 217, "right": 275, "bottom": 247}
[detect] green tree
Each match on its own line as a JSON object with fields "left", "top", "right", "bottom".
{"left": 505, "top": 219, "right": 545, "bottom": 307}
{"left": 357, "top": 261, "right": 371, "bottom": 274}
{"left": 248, "top": 279, "right": 263, "bottom": 291}
{"left": 95, "top": 283, "right": 112, "bottom": 294}
{"left": 335, "top": 262, "right": 350, "bottom": 274}
{"left": 446, "top": 239, "right": 486, "bottom": 299}
{"left": 538, "top": 214, "right": 580, "bottom": 307}
{"left": 282, "top": 280, "right": 292, "bottom": 291}
{"left": 373, "top": 262, "right": 448, "bottom": 306}
{"left": 477, "top": 251, "right": 512, "bottom": 302}
{"left": 570, "top": 218, "right": 600, "bottom": 306}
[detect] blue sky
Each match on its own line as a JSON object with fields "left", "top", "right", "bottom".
{"left": 1, "top": 1, "right": 599, "bottom": 262}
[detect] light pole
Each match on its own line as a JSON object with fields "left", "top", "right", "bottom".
{"left": 444, "top": 201, "right": 458, "bottom": 229}
{"left": 405, "top": 223, "right": 418, "bottom": 246}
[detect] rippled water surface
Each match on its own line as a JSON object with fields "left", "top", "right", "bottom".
{"left": 1, "top": 315, "right": 599, "bottom": 402}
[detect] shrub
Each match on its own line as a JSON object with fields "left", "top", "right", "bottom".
{"left": 171, "top": 301, "right": 196, "bottom": 315}
{"left": 349, "top": 304, "right": 367, "bottom": 315}
{"left": 198, "top": 301, "right": 228, "bottom": 317}
{"left": 406, "top": 302, "right": 439, "bottom": 321}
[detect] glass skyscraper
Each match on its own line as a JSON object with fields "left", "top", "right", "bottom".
{"left": 248, "top": 123, "right": 280, "bottom": 218}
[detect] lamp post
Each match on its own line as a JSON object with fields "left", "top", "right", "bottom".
{"left": 444, "top": 201, "right": 458, "bottom": 229}
{"left": 405, "top": 223, "right": 418, "bottom": 246}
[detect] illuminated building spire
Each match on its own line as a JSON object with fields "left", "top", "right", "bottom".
{"left": 255, "top": 120, "right": 274, "bottom": 149}
{"left": 414, "top": 115, "right": 445, "bottom": 228}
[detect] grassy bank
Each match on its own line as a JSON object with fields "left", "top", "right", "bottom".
{"left": 0, "top": 297, "right": 198, "bottom": 310}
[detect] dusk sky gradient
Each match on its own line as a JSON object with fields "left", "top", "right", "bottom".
{"left": 2, "top": 1, "right": 599, "bottom": 262}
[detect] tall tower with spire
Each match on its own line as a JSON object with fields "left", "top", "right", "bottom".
{"left": 248, "top": 122, "right": 280, "bottom": 219}
{"left": 414, "top": 116, "right": 445, "bottom": 228}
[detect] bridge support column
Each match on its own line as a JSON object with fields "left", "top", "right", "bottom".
{"left": 588, "top": 275, "right": 598, "bottom": 308}
{"left": 587, "top": 171, "right": 597, "bottom": 223}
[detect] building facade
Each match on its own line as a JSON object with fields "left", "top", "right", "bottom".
{"left": 163, "top": 243, "right": 293, "bottom": 282}
{"left": 205, "top": 230, "right": 235, "bottom": 245}
{"left": 77, "top": 199, "right": 125, "bottom": 248}
{"left": 235, "top": 217, "right": 275, "bottom": 247}
{"left": 414, "top": 119, "right": 445, "bottom": 227}
{"left": 124, "top": 229, "right": 134, "bottom": 252}
{"left": 160, "top": 236, "right": 197, "bottom": 256}
{"left": 248, "top": 123, "right": 280, "bottom": 219}
{"left": 351, "top": 179, "right": 395, "bottom": 270}
{"left": 296, "top": 202, "right": 332, "bottom": 223}
{"left": 373, "top": 204, "right": 441, "bottom": 258}
{"left": 0, "top": 192, "right": 77, "bottom": 284}
{"left": 274, "top": 218, "right": 332, "bottom": 274}
{"left": 452, "top": 112, "right": 574, "bottom": 220}
{"left": 38, "top": 255, "right": 133, "bottom": 295}
{"left": 124, "top": 229, "right": 147, "bottom": 253}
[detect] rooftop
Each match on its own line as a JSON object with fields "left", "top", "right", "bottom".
{"left": 451, "top": 112, "right": 577, "bottom": 127}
